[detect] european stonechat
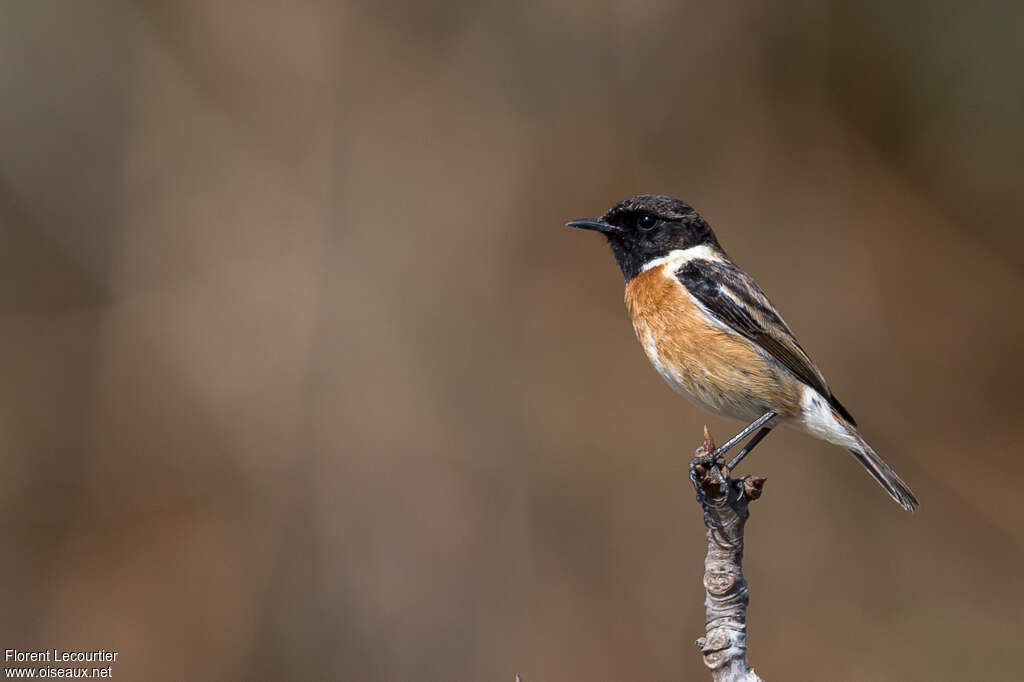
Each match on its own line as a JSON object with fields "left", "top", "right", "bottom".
{"left": 568, "top": 194, "right": 918, "bottom": 511}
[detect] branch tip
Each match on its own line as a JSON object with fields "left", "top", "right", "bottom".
{"left": 743, "top": 476, "right": 766, "bottom": 501}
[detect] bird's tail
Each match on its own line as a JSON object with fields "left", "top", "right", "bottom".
{"left": 845, "top": 428, "right": 918, "bottom": 512}
{"left": 801, "top": 389, "right": 918, "bottom": 511}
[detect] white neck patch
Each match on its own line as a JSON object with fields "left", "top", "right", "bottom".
{"left": 640, "top": 244, "right": 724, "bottom": 273}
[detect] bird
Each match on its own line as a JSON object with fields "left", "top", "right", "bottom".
{"left": 567, "top": 194, "right": 918, "bottom": 511}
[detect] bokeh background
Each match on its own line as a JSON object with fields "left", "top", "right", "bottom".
{"left": 2, "top": 2, "right": 1023, "bottom": 680}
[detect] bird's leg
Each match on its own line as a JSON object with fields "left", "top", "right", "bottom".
{"left": 689, "top": 412, "right": 776, "bottom": 505}
{"left": 726, "top": 427, "right": 773, "bottom": 472}
{"left": 689, "top": 412, "right": 775, "bottom": 503}
{"left": 710, "top": 411, "right": 776, "bottom": 462}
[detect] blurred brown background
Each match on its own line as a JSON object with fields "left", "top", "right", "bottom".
{"left": 2, "top": 1, "right": 1023, "bottom": 680}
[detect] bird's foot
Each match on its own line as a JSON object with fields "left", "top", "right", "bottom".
{"left": 688, "top": 426, "right": 768, "bottom": 549}
{"left": 689, "top": 425, "right": 730, "bottom": 506}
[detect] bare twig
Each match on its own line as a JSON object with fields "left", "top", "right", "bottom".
{"left": 691, "top": 426, "right": 765, "bottom": 682}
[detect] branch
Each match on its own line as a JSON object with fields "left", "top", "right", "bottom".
{"left": 691, "top": 427, "right": 765, "bottom": 682}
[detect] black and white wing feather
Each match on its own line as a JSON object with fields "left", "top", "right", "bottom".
{"left": 676, "top": 258, "right": 857, "bottom": 425}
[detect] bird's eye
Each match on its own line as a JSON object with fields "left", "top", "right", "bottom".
{"left": 637, "top": 214, "right": 657, "bottom": 230}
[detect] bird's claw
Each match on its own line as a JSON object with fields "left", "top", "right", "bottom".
{"left": 689, "top": 426, "right": 730, "bottom": 505}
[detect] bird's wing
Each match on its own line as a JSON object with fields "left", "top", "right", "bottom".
{"left": 675, "top": 258, "right": 857, "bottom": 425}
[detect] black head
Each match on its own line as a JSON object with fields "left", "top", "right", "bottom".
{"left": 567, "top": 194, "right": 721, "bottom": 280}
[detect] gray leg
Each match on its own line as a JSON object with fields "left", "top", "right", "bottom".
{"left": 727, "top": 426, "right": 773, "bottom": 471}
{"left": 689, "top": 411, "right": 776, "bottom": 504}
{"left": 710, "top": 411, "right": 776, "bottom": 461}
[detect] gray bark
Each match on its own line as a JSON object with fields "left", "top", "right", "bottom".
{"left": 692, "top": 428, "right": 765, "bottom": 682}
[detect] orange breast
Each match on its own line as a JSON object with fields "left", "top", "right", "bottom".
{"left": 624, "top": 266, "right": 803, "bottom": 420}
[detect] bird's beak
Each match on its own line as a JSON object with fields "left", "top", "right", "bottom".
{"left": 566, "top": 217, "right": 622, "bottom": 234}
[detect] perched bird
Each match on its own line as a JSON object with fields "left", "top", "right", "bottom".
{"left": 568, "top": 194, "right": 917, "bottom": 511}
